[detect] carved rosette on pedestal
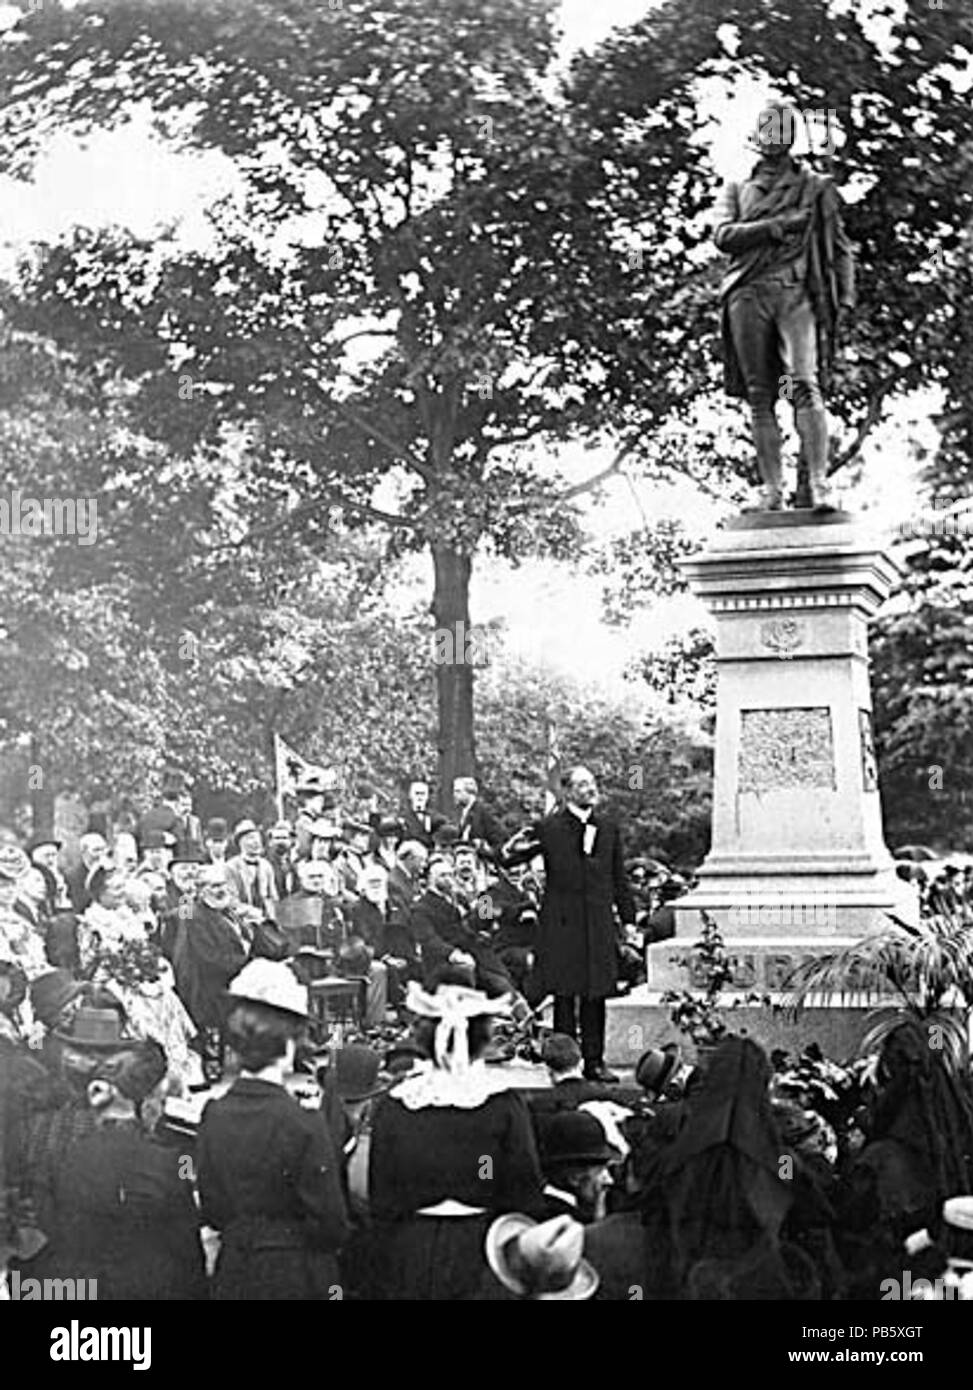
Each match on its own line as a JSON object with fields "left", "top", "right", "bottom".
{"left": 648, "top": 510, "right": 918, "bottom": 1005}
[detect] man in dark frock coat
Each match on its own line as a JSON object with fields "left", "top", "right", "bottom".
{"left": 503, "top": 766, "right": 635, "bottom": 1083}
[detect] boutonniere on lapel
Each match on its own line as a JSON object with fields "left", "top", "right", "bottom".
{"left": 582, "top": 824, "right": 597, "bottom": 857}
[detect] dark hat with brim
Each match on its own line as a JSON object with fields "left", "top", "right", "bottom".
{"left": 171, "top": 841, "right": 207, "bottom": 865}
{"left": 142, "top": 829, "right": 177, "bottom": 851}
{"left": 332, "top": 1044, "right": 394, "bottom": 1102}
{"left": 27, "top": 834, "right": 62, "bottom": 855}
{"left": 537, "top": 1111, "right": 619, "bottom": 1172}
{"left": 635, "top": 1043, "right": 681, "bottom": 1095}
{"left": 205, "top": 818, "right": 229, "bottom": 840}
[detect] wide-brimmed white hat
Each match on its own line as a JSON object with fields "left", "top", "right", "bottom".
{"left": 943, "top": 1197, "right": 973, "bottom": 1232}
{"left": 486, "top": 1213, "right": 598, "bottom": 1301}
{"left": 226, "top": 959, "right": 310, "bottom": 1020}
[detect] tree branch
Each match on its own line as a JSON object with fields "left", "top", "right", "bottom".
{"left": 333, "top": 328, "right": 399, "bottom": 349}
{"left": 830, "top": 364, "right": 913, "bottom": 471}
{"left": 209, "top": 491, "right": 425, "bottom": 557}
{"left": 560, "top": 434, "right": 642, "bottom": 500}
{"left": 312, "top": 387, "right": 433, "bottom": 485}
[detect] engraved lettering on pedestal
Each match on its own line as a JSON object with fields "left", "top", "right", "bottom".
{"left": 688, "top": 958, "right": 709, "bottom": 989}
{"left": 738, "top": 707, "right": 836, "bottom": 792}
{"left": 765, "top": 953, "right": 796, "bottom": 990}
{"left": 760, "top": 617, "right": 804, "bottom": 659}
{"left": 731, "top": 954, "right": 757, "bottom": 988}
{"left": 859, "top": 708, "right": 878, "bottom": 792}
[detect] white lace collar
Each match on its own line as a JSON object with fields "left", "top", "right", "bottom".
{"left": 390, "top": 1059, "right": 510, "bottom": 1111}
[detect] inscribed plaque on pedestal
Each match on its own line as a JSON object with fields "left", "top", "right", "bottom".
{"left": 738, "top": 707, "right": 836, "bottom": 792}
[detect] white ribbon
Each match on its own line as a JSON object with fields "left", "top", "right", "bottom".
{"left": 403, "top": 981, "right": 509, "bottom": 1076}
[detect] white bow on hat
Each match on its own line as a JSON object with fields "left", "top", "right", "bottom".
{"left": 404, "top": 981, "right": 509, "bottom": 1074}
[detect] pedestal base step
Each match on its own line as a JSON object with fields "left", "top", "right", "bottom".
{"left": 605, "top": 987, "right": 881, "bottom": 1069}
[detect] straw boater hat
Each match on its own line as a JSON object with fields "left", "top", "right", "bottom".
{"left": 226, "top": 959, "right": 311, "bottom": 1020}
{"left": 231, "top": 819, "right": 262, "bottom": 847}
{"left": 486, "top": 1214, "right": 599, "bottom": 1301}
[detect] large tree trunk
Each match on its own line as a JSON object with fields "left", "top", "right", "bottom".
{"left": 431, "top": 543, "right": 476, "bottom": 817}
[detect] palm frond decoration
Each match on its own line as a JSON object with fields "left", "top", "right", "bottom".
{"left": 781, "top": 907, "right": 973, "bottom": 1072}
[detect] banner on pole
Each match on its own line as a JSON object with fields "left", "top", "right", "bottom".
{"left": 545, "top": 722, "right": 561, "bottom": 815}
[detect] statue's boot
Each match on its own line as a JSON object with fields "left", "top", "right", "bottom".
{"left": 795, "top": 393, "right": 835, "bottom": 511}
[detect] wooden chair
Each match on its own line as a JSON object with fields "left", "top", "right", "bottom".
{"left": 308, "top": 975, "right": 368, "bottom": 1042}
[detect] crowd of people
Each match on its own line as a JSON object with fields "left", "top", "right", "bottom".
{"left": 2, "top": 765, "right": 973, "bottom": 1301}
{"left": 896, "top": 859, "right": 973, "bottom": 919}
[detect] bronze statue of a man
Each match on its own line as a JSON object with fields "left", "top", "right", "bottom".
{"left": 713, "top": 102, "right": 855, "bottom": 511}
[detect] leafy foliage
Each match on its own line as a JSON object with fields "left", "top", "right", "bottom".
{"left": 662, "top": 912, "right": 735, "bottom": 1047}
{"left": 784, "top": 906, "right": 973, "bottom": 1071}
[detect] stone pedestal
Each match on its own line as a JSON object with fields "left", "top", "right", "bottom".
{"left": 624, "top": 510, "right": 918, "bottom": 1065}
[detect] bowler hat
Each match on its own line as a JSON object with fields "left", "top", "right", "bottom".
{"left": 376, "top": 816, "right": 403, "bottom": 838}
{"left": 537, "top": 1111, "right": 618, "bottom": 1172}
{"left": 333, "top": 1044, "right": 393, "bottom": 1102}
{"left": 142, "top": 829, "right": 176, "bottom": 851}
{"left": 486, "top": 1213, "right": 598, "bottom": 1301}
{"left": 226, "top": 959, "right": 310, "bottom": 1020}
{"left": 26, "top": 834, "right": 61, "bottom": 856}
{"left": 171, "top": 841, "right": 207, "bottom": 865}
{"left": 29, "top": 969, "right": 86, "bottom": 1028}
{"left": 635, "top": 1043, "right": 681, "bottom": 1096}
{"left": 205, "top": 817, "right": 228, "bottom": 840}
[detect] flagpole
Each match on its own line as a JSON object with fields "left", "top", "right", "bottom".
{"left": 545, "top": 720, "right": 558, "bottom": 816}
